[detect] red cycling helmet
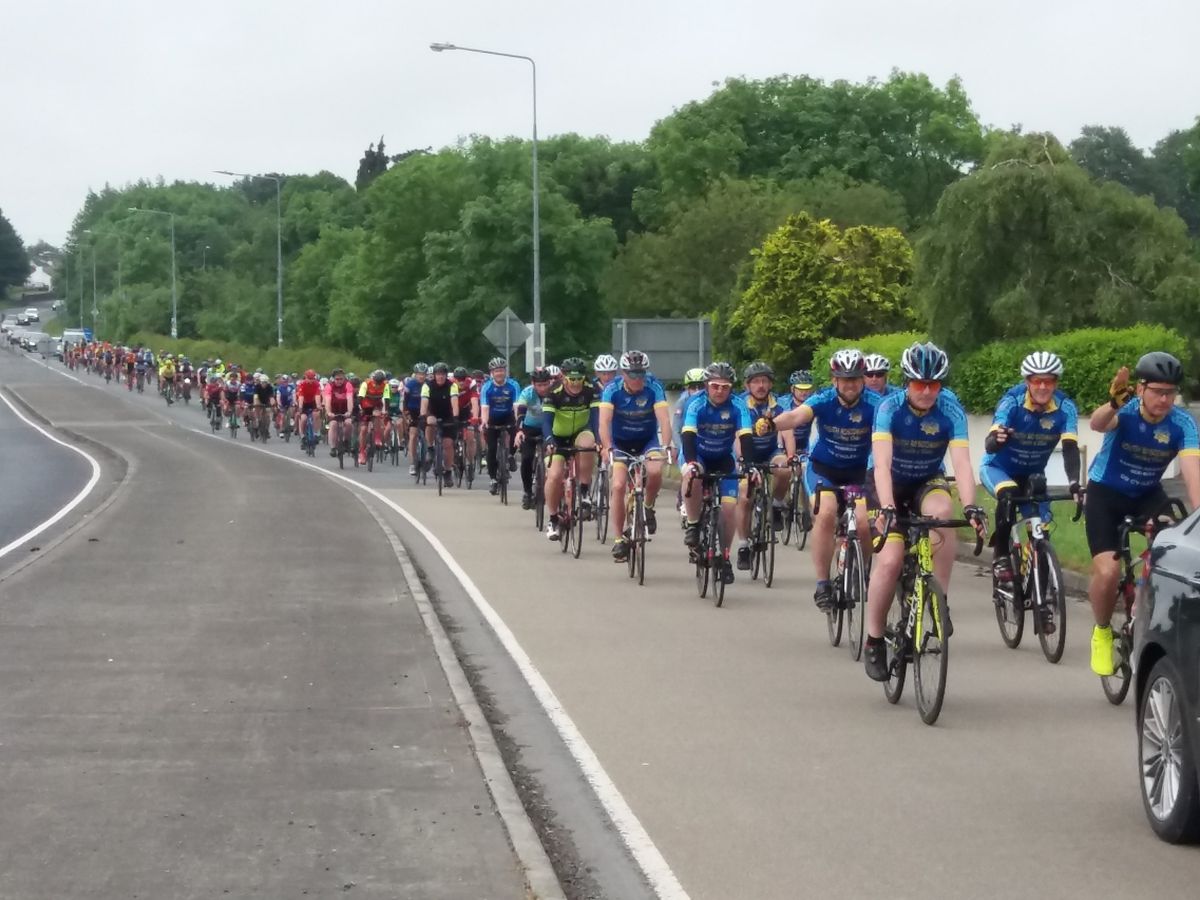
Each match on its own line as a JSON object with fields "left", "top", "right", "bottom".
{"left": 304, "top": 369, "right": 317, "bottom": 380}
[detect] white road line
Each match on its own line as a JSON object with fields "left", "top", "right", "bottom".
{"left": 186, "top": 426, "right": 691, "bottom": 900}
{"left": 4, "top": 350, "right": 85, "bottom": 384}
{"left": 0, "top": 391, "right": 102, "bottom": 561}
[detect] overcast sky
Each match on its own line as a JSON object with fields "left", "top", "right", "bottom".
{"left": 3, "top": 0, "right": 1197, "bottom": 246}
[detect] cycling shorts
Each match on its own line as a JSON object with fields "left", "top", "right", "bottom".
{"left": 804, "top": 459, "right": 867, "bottom": 500}
{"left": 1084, "top": 481, "right": 1169, "bottom": 556}
{"left": 688, "top": 455, "right": 740, "bottom": 502}
{"left": 611, "top": 435, "right": 665, "bottom": 466}
{"left": 547, "top": 430, "right": 595, "bottom": 463}
{"left": 980, "top": 465, "right": 1052, "bottom": 525}
{"left": 869, "top": 473, "right": 951, "bottom": 542}
{"left": 300, "top": 401, "right": 318, "bottom": 415}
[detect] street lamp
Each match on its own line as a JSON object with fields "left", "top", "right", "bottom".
{"left": 431, "top": 41, "right": 542, "bottom": 366}
{"left": 127, "top": 207, "right": 178, "bottom": 339}
{"left": 202, "top": 244, "right": 211, "bottom": 270}
{"left": 216, "top": 170, "right": 284, "bottom": 346}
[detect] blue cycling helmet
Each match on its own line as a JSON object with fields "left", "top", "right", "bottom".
{"left": 788, "top": 370, "right": 813, "bottom": 388}
{"left": 900, "top": 342, "right": 950, "bottom": 382}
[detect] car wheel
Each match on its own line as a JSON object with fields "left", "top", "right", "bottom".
{"left": 1139, "top": 656, "right": 1200, "bottom": 843}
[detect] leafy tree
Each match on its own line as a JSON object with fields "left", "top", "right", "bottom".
{"left": 1069, "top": 126, "right": 1157, "bottom": 197}
{"left": 1150, "top": 122, "right": 1200, "bottom": 234}
{"left": 0, "top": 207, "right": 30, "bottom": 289}
{"left": 916, "top": 133, "right": 1200, "bottom": 355}
{"left": 356, "top": 136, "right": 391, "bottom": 191}
{"left": 286, "top": 226, "right": 364, "bottom": 344}
{"left": 728, "top": 212, "right": 915, "bottom": 371}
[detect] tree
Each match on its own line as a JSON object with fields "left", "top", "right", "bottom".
{"left": 1150, "top": 122, "right": 1200, "bottom": 234}
{"left": 355, "top": 136, "right": 391, "bottom": 191}
{"left": 916, "top": 133, "right": 1200, "bottom": 355}
{"left": 0, "top": 207, "right": 30, "bottom": 290}
{"left": 639, "top": 71, "right": 984, "bottom": 226}
{"left": 1069, "top": 126, "right": 1157, "bottom": 197}
{"left": 728, "top": 212, "right": 915, "bottom": 371}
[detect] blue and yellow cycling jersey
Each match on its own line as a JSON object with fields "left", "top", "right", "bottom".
{"left": 276, "top": 383, "right": 295, "bottom": 408}
{"left": 868, "top": 382, "right": 904, "bottom": 399}
{"left": 982, "top": 383, "right": 1078, "bottom": 476}
{"left": 738, "top": 390, "right": 786, "bottom": 460}
{"left": 403, "top": 377, "right": 424, "bottom": 410}
{"left": 804, "top": 388, "right": 880, "bottom": 470}
{"left": 480, "top": 377, "right": 521, "bottom": 417}
{"left": 1088, "top": 399, "right": 1200, "bottom": 495}
{"left": 601, "top": 379, "right": 668, "bottom": 442}
{"left": 775, "top": 393, "right": 815, "bottom": 453}
{"left": 239, "top": 380, "right": 256, "bottom": 402}
{"left": 516, "top": 385, "right": 548, "bottom": 429}
{"left": 682, "top": 394, "right": 752, "bottom": 462}
{"left": 872, "top": 391, "right": 969, "bottom": 485}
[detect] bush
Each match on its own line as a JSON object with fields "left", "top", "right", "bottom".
{"left": 810, "top": 331, "right": 926, "bottom": 388}
{"left": 127, "top": 332, "right": 380, "bottom": 377}
{"left": 953, "top": 325, "right": 1190, "bottom": 413}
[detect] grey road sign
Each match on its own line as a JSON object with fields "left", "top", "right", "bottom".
{"left": 612, "top": 318, "right": 711, "bottom": 382}
{"left": 482, "top": 307, "right": 532, "bottom": 360}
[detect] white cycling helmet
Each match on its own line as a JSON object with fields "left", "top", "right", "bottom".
{"left": 863, "top": 353, "right": 890, "bottom": 374}
{"left": 1020, "top": 351, "right": 1063, "bottom": 378}
{"left": 546, "top": 365, "right": 562, "bottom": 379}
{"left": 594, "top": 354, "right": 619, "bottom": 373}
{"left": 388, "top": 378, "right": 402, "bottom": 389}
{"left": 830, "top": 349, "right": 866, "bottom": 378}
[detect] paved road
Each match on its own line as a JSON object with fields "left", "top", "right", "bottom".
{"left": 12, "top": 351, "right": 1200, "bottom": 898}
{"left": 0, "top": 361, "right": 533, "bottom": 898}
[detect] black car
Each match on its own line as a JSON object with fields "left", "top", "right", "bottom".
{"left": 1134, "top": 508, "right": 1200, "bottom": 842}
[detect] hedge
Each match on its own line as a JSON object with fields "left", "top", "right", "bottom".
{"left": 127, "top": 332, "right": 381, "bottom": 378}
{"left": 806, "top": 325, "right": 1188, "bottom": 413}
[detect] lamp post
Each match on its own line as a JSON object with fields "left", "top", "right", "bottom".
{"left": 202, "top": 244, "right": 210, "bottom": 271}
{"left": 431, "top": 41, "right": 542, "bottom": 366}
{"left": 216, "top": 170, "right": 284, "bottom": 346}
{"left": 127, "top": 207, "right": 177, "bottom": 339}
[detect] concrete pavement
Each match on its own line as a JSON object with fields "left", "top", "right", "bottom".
{"left": 13, "top": 350, "right": 1200, "bottom": 899}
{"left": 0, "top": 366, "right": 539, "bottom": 899}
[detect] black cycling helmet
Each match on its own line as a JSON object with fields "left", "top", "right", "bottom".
{"left": 330, "top": 367, "right": 344, "bottom": 377}
{"left": 743, "top": 361, "right": 774, "bottom": 382}
{"left": 432, "top": 361, "right": 449, "bottom": 374}
{"left": 703, "top": 361, "right": 737, "bottom": 383}
{"left": 531, "top": 366, "right": 552, "bottom": 384}
{"left": 371, "top": 368, "right": 386, "bottom": 384}
{"left": 561, "top": 357, "right": 589, "bottom": 377}
{"left": 1134, "top": 351, "right": 1184, "bottom": 386}
{"left": 453, "top": 366, "right": 469, "bottom": 380}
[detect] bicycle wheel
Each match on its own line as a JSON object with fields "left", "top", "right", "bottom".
{"left": 534, "top": 457, "right": 546, "bottom": 532}
{"left": 763, "top": 504, "right": 777, "bottom": 589}
{"left": 913, "top": 578, "right": 950, "bottom": 725}
{"left": 1035, "top": 543, "right": 1068, "bottom": 664}
{"left": 845, "top": 539, "right": 866, "bottom": 661}
{"left": 367, "top": 426, "right": 375, "bottom": 472}
{"left": 572, "top": 484, "right": 585, "bottom": 560}
{"left": 596, "top": 470, "right": 610, "bottom": 544}
{"left": 632, "top": 490, "right": 646, "bottom": 585}
{"left": 695, "top": 533, "right": 710, "bottom": 599}
{"left": 783, "top": 478, "right": 798, "bottom": 546}
{"left": 827, "top": 541, "right": 845, "bottom": 647}
{"left": 750, "top": 492, "right": 764, "bottom": 582}
{"left": 796, "top": 481, "right": 812, "bottom": 552}
{"left": 993, "top": 536, "right": 1026, "bottom": 649}
{"left": 1102, "top": 604, "right": 1133, "bottom": 705}
{"left": 712, "top": 513, "right": 726, "bottom": 608}
{"left": 434, "top": 442, "right": 442, "bottom": 496}
{"left": 883, "top": 587, "right": 909, "bottom": 705}
{"left": 559, "top": 501, "right": 571, "bottom": 555}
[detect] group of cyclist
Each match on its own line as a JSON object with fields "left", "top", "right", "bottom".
{"left": 67, "top": 336, "right": 1200, "bottom": 682}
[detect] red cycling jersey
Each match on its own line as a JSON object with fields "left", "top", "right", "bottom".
{"left": 325, "top": 380, "right": 354, "bottom": 415}
{"left": 455, "top": 377, "right": 479, "bottom": 417}
{"left": 296, "top": 379, "right": 322, "bottom": 404}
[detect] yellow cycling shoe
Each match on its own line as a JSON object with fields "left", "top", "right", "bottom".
{"left": 1091, "top": 624, "right": 1115, "bottom": 677}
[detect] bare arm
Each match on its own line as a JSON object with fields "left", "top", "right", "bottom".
{"left": 948, "top": 444, "right": 977, "bottom": 508}
{"left": 873, "top": 439, "right": 895, "bottom": 510}
{"left": 1181, "top": 454, "right": 1200, "bottom": 510}
{"left": 773, "top": 403, "right": 814, "bottom": 432}
{"left": 1089, "top": 401, "right": 1121, "bottom": 433}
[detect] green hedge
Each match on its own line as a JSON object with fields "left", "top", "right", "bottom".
{"left": 806, "top": 325, "right": 1188, "bottom": 413}
{"left": 127, "top": 332, "right": 381, "bottom": 377}
{"left": 810, "top": 331, "right": 926, "bottom": 388}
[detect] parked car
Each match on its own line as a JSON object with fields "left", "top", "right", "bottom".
{"left": 1133, "top": 508, "right": 1200, "bottom": 843}
{"left": 25, "top": 307, "right": 40, "bottom": 323}
{"left": 15, "top": 313, "right": 29, "bottom": 326}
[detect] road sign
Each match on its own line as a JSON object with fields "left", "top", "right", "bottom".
{"left": 482, "top": 307, "right": 532, "bottom": 360}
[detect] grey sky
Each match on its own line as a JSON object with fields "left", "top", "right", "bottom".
{"left": 4, "top": 0, "right": 1197, "bottom": 246}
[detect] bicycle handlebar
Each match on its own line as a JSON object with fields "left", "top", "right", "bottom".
{"left": 1006, "top": 489, "right": 1085, "bottom": 522}
{"left": 872, "top": 510, "right": 983, "bottom": 556}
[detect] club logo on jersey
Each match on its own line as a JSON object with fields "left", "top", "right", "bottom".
{"left": 1154, "top": 429, "right": 1170, "bottom": 445}
{"left": 720, "top": 410, "right": 731, "bottom": 420}
{"left": 920, "top": 421, "right": 940, "bottom": 436}
{"left": 1040, "top": 417, "right": 1056, "bottom": 430}
{"left": 635, "top": 396, "right": 648, "bottom": 407}
{"left": 849, "top": 411, "right": 863, "bottom": 423}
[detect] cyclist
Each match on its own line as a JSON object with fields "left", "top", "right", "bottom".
{"left": 863, "top": 354, "right": 902, "bottom": 398}
{"left": 420, "top": 362, "right": 460, "bottom": 486}
{"left": 204, "top": 372, "right": 223, "bottom": 423}
{"left": 275, "top": 374, "right": 295, "bottom": 437}
{"left": 480, "top": 357, "right": 521, "bottom": 495}
{"left": 158, "top": 355, "right": 177, "bottom": 404}
{"left": 402, "top": 364, "right": 429, "bottom": 475}
{"left": 777, "top": 370, "right": 816, "bottom": 453}
{"left": 251, "top": 373, "right": 276, "bottom": 438}
{"left": 238, "top": 370, "right": 258, "bottom": 428}
{"left": 515, "top": 367, "right": 554, "bottom": 509}
{"left": 222, "top": 370, "right": 242, "bottom": 425}
{"left": 1084, "top": 352, "right": 1200, "bottom": 676}
{"left": 680, "top": 362, "right": 754, "bottom": 585}
{"left": 770, "top": 349, "right": 880, "bottom": 611}
{"left": 862, "top": 342, "right": 988, "bottom": 681}
{"left": 453, "top": 366, "right": 481, "bottom": 477}
{"left": 385, "top": 377, "right": 404, "bottom": 450}
{"left": 542, "top": 357, "right": 600, "bottom": 541}
{"left": 739, "top": 362, "right": 795, "bottom": 569}
{"left": 295, "top": 369, "right": 324, "bottom": 444}
{"left": 980, "top": 351, "right": 1082, "bottom": 605}
{"left": 324, "top": 369, "right": 354, "bottom": 455}
{"left": 673, "top": 367, "right": 708, "bottom": 519}
{"left": 594, "top": 354, "right": 619, "bottom": 393}
{"left": 358, "top": 370, "right": 392, "bottom": 467}
{"left": 598, "top": 350, "right": 673, "bottom": 562}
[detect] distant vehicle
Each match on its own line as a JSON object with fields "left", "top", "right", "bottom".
{"left": 61, "top": 328, "right": 87, "bottom": 349}
{"left": 15, "top": 314, "right": 29, "bottom": 326}
{"left": 51, "top": 300, "right": 64, "bottom": 312}
{"left": 25, "top": 307, "right": 40, "bottom": 322}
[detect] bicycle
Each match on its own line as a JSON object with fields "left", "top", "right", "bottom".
{"left": 782, "top": 454, "right": 813, "bottom": 550}
{"left": 491, "top": 425, "right": 513, "bottom": 506}
{"left": 227, "top": 404, "right": 240, "bottom": 439}
{"left": 874, "top": 512, "right": 983, "bottom": 726}
{"left": 533, "top": 440, "right": 547, "bottom": 532}
{"left": 819, "top": 484, "right": 869, "bottom": 658}
{"left": 685, "top": 470, "right": 738, "bottom": 607}
{"left": 614, "top": 451, "right": 653, "bottom": 585}
{"left": 411, "top": 428, "right": 428, "bottom": 484}
{"left": 991, "top": 476, "right": 1083, "bottom": 664}
{"left": 551, "top": 445, "right": 596, "bottom": 558}
{"left": 1101, "top": 498, "right": 1187, "bottom": 705}
{"left": 208, "top": 400, "right": 222, "bottom": 433}
{"left": 594, "top": 458, "right": 611, "bottom": 544}
{"left": 454, "top": 431, "right": 467, "bottom": 487}
{"left": 300, "top": 412, "right": 317, "bottom": 457}
{"left": 747, "top": 462, "right": 785, "bottom": 588}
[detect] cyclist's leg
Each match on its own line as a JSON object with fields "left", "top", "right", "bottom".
{"left": 980, "top": 464, "right": 1021, "bottom": 566}
{"left": 609, "top": 450, "right": 630, "bottom": 540}
{"left": 919, "top": 479, "right": 956, "bottom": 590}
{"left": 718, "top": 472, "right": 739, "bottom": 551}
{"left": 575, "top": 431, "right": 597, "bottom": 498}
{"left": 441, "top": 421, "right": 457, "bottom": 476}
{"left": 485, "top": 424, "right": 500, "bottom": 478}
{"left": 807, "top": 464, "right": 840, "bottom": 583}
{"left": 682, "top": 460, "right": 705, "bottom": 526}
{"left": 519, "top": 427, "right": 538, "bottom": 495}
{"left": 544, "top": 448, "right": 567, "bottom": 516}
